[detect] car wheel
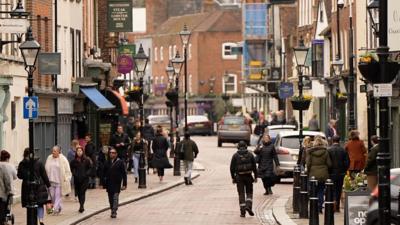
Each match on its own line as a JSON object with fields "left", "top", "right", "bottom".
{"left": 218, "top": 140, "right": 222, "bottom": 147}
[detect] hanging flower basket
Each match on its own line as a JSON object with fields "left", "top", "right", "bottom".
{"left": 358, "top": 61, "right": 400, "bottom": 83}
{"left": 291, "top": 100, "right": 311, "bottom": 110}
{"left": 336, "top": 97, "right": 348, "bottom": 105}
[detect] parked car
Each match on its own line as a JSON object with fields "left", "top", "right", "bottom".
{"left": 367, "top": 168, "right": 400, "bottom": 225}
{"left": 217, "top": 115, "right": 251, "bottom": 147}
{"left": 250, "top": 124, "right": 297, "bottom": 146}
{"left": 147, "top": 115, "right": 171, "bottom": 133}
{"left": 274, "top": 131, "right": 326, "bottom": 178}
{"left": 179, "top": 115, "right": 213, "bottom": 136}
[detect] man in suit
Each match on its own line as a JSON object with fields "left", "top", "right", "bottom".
{"left": 103, "top": 147, "right": 127, "bottom": 218}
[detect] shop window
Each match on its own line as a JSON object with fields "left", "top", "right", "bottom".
{"left": 312, "top": 40, "right": 324, "bottom": 77}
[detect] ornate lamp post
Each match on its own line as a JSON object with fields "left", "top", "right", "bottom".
{"left": 19, "top": 27, "right": 41, "bottom": 225}
{"left": 171, "top": 52, "right": 183, "bottom": 176}
{"left": 331, "top": 59, "right": 344, "bottom": 119}
{"left": 179, "top": 24, "right": 191, "bottom": 134}
{"left": 133, "top": 44, "right": 149, "bottom": 189}
{"left": 165, "top": 61, "right": 176, "bottom": 158}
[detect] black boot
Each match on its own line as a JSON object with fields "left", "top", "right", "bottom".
{"left": 184, "top": 177, "right": 189, "bottom": 185}
{"left": 240, "top": 207, "right": 246, "bottom": 217}
{"left": 245, "top": 206, "right": 254, "bottom": 216}
{"left": 79, "top": 205, "right": 84, "bottom": 213}
{"left": 188, "top": 179, "right": 193, "bottom": 185}
{"left": 268, "top": 187, "right": 273, "bottom": 195}
{"left": 264, "top": 189, "right": 270, "bottom": 195}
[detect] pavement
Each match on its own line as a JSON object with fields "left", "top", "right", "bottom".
{"left": 272, "top": 195, "right": 345, "bottom": 225}
{"left": 11, "top": 161, "right": 204, "bottom": 225}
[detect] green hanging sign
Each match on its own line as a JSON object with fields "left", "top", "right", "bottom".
{"left": 107, "top": 0, "right": 132, "bottom": 32}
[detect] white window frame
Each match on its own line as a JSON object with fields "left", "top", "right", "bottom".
{"left": 189, "top": 74, "right": 192, "bottom": 94}
{"left": 222, "top": 42, "right": 238, "bottom": 60}
{"left": 169, "top": 45, "right": 172, "bottom": 60}
{"left": 189, "top": 44, "right": 192, "bottom": 60}
{"left": 223, "top": 73, "right": 237, "bottom": 94}
{"left": 173, "top": 45, "right": 177, "bottom": 58}
{"left": 160, "top": 46, "right": 164, "bottom": 61}
{"left": 154, "top": 47, "right": 158, "bottom": 62}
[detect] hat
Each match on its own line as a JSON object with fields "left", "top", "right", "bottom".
{"left": 237, "top": 141, "right": 247, "bottom": 150}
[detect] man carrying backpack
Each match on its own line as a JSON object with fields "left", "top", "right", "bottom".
{"left": 230, "top": 141, "right": 258, "bottom": 217}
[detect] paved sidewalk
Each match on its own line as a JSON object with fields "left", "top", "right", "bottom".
{"left": 272, "top": 196, "right": 345, "bottom": 225}
{"left": 12, "top": 162, "right": 203, "bottom": 225}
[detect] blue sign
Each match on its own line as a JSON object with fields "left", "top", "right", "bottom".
{"left": 23, "top": 96, "right": 38, "bottom": 119}
{"left": 279, "top": 82, "right": 294, "bottom": 99}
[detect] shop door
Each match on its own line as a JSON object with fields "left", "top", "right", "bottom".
{"left": 34, "top": 119, "right": 55, "bottom": 162}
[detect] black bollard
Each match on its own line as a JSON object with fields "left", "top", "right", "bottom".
{"left": 309, "top": 176, "right": 319, "bottom": 225}
{"left": 324, "top": 179, "right": 334, "bottom": 225}
{"left": 398, "top": 190, "right": 400, "bottom": 225}
{"left": 299, "top": 171, "right": 309, "bottom": 218}
{"left": 138, "top": 152, "right": 147, "bottom": 188}
{"left": 293, "top": 165, "right": 301, "bottom": 213}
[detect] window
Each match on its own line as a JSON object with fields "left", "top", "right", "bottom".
{"left": 154, "top": 47, "right": 158, "bottom": 62}
{"left": 160, "top": 46, "right": 164, "bottom": 61}
{"left": 70, "top": 28, "right": 75, "bottom": 77}
{"left": 223, "top": 74, "right": 237, "bottom": 94}
{"left": 173, "top": 45, "right": 177, "bottom": 58}
{"left": 169, "top": 45, "right": 172, "bottom": 60}
{"left": 312, "top": 40, "right": 324, "bottom": 77}
{"left": 155, "top": 76, "right": 159, "bottom": 85}
{"left": 76, "top": 30, "right": 81, "bottom": 77}
{"left": 189, "top": 74, "right": 192, "bottom": 94}
{"left": 222, "top": 42, "right": 238, "bottom": 60}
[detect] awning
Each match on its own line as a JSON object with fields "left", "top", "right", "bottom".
{"left": 80, "top": 86, "right": 115, "bottom": 110}
{"left": 105, "top": 88, "right": 129, "bottom": 116}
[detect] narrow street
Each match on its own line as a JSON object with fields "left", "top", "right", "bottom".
{"left": 79, "top": 136, "right": 292, "bottom": 225}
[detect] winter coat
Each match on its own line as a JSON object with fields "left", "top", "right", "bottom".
{"left": 151, "top": 134, "right": 171, "bottom": 169}
{"left": 254, "top": 142, "right": 280, "bottom": 178}
{"left": 17, "top": 158, "right": 51, "bottom": 207}
{"left": 103, "top": 158, "right": 127, "bottom": 193}
{"left": 109, "top": 132, "right": 131, "bottom": 158}
{"left": 84, "top": 141, "right": 97, "bottom": 176}
{"left": 364, "top": 144, "right": 379, "bottom": 176}
{"left": 230, "top": 149, "right": 257, "bottom": 181}
{"left": 306, "top": 147, "right": 332, "bottom": 182}
{"left": 254, "top": 122, "right": 268, "bottom": 136}
{"left": 328, "top": 143, "right": 350, "bottom": 177}
{"left": 70, "top": 156, "right": 93, "bottom": 183}
{"left": 66, "top": 148, "right": 75, "bottom": 163}
{"left": 142, "top": 124, "right": 155, "bottom": 141}
{"left": 126, "top": 124, "right": 140, "bottom": 140}
{"left": 45, "top": 154, "right": 72, "bottom": 196}
{"left": 175, "top": 138, "right": 199, "bottom": 162}
{"left": 0, "top": 164, "right": 11, "bottom": 202}
{"left": 345, "top": 139, "right": 367, "bottom": 171}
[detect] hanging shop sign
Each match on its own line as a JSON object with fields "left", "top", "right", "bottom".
{"left": 107, "top": 0, "right": 132, "bottom": 32}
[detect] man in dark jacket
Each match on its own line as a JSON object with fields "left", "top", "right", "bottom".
{"left": 103, "top": 147, "right": 127, "bottom": 218}
{"left": 84, "top": 134, "right": 97, "bottom": 189}
{"left": 230, "top": 141, "right": 258, "bottom": 217}
{"left": 109, "top": 125, "right": 131, "bottom": 162}
{"left": 142, "top": 118, "right": 155, "bottom": 148}
{"left": 325, "top": 119, "right": 338, "bottom": 145}
{"left": 327, "top": 135, "right": 350, "bottom": 212}
{"left": 176, "top": 133, "right": 199, "bottom": 185}
{"left": 364, "top": 135, "right": 379, "bottom": 191}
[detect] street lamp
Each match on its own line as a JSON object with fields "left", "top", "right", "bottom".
{"left": 179, "top": 24, "right": 191, "bottom": 134}
{"left": 367, "top": 0, "right": 379, "bottom": 35}
{"left": 133, "top": 44, "right": 148, "bottom": 189}
{"left": 19, "top": 26, "right": 41, "bottom": 225}
{"left": 171, "top": 52, "right": 183, "bottom": 176}
{"left": 165, "top": 60, "right": 176, "bottom": 159}
{"left": 293, "top": 37, "right": 309, "bottom": 219}
{"left": 222, "top": 71, "right": 230, "bottom": 113}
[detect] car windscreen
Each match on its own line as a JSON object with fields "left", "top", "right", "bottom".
{"left": 223, "top": 117, "right": 245, "bottom": 125}
{"left": 281, "top": 136, "right": 301, "bottom": 149}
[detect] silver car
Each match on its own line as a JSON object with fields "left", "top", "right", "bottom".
{"left": 274, "top": 130, "right": 326, "bottom": 178}
{"left": 217, "top": 116, "right": 251, "bottom": 147}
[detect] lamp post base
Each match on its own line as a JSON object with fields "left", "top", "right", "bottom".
{"left": 138, "top": 153, "right": 146, "bottom": 189}
{"left": 27, "top": 206, "right": 37, "bottom": 225}
{"left": 173, "top": 156, "right": 181, "bottom": 176}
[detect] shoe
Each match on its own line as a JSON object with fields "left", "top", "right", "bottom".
{"left": 240, "top": 208, "right": 246, "bottom": 217}
{"left": 188, "top": 180, "right": 193, "bottom": 185}
{"left": 263, "top": 192, "right": 269, "bottom": 195}
{"left": 40, "top": 222, "right": 45, "bottom": 225}
{"left": 111, "top": 212, "right": 117, "bottom": 218}
{"left": 240, "top": 213, "right": 245, "bottom": 217}
{"left": 268, "top": 187, "right": 273, "bottom": 195}
{"left": 245, "top": 207, "right": 254, "bottom": 216}
{"left": 135, "top": 178, "right": 138, "bottom": 183}
{"left": 184, "top": 177, "right": 189, "bottom": 185}
{"left": 79, "top": 206, "right": 84, "bottom": 213}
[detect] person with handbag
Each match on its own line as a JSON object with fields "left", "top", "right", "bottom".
{"left": 17, "top": 148, "right": 51, "bottom": 225}
{"left": 129, "top": 132, "right": 148, "bottom": 183}
{"left": 254, "top": 134, "right": 280, "bottom": 195}
{"left": 176, "top": 133, "right": 199, "bottom": 185}
{"left": 70, "top": 146, "right": 93, "bottom": 213}
{"left": 151, "top": 126, "right": 172, "bottom": 182}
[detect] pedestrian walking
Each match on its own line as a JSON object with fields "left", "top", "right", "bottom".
{"left": 364, "top": 135, "right": 379, "bottom": 191}
{"left": 327, "top": 135, "right": 350, "bottom": 212}
{"left": 300, "top": 136, "right": 313, "bottom": 168}
{"left": 150, "top": 127, "right": 172, "bottom": 182}
{"left": 45, "top": 145, "right": 72, "bottom": 215}
{"left": 254, "top": 134, "right": 280, "bottom": 195}
{"left": 306, "top": 136, "right": 332, "bottom": 213}
{"left": 0, "top": 150, "right": 17, "bottom": 191}
{"left": 0, "top": 156, "right": 11, "bottom": 225}
{"left": 251, "top": 108, "right": 259, "bottom": 123}
{"left": 269, "top": 112, "right": 279, "bottom": 125}
{"left": 230, "top": 141, "right": 257, "bottom": 217}
{"left": 67, "top": 139, "right": 79, "bottom": 163}
{"left": 345, "top": 130, "right": 367, "bottom": 175}
{"left": 277, "top": 110, "right": 286, "bottom": 125}
{"left": 70, "top": 146, "right": 93, "bottom": 213}
{"left": 142, "top": 118, "right": 155, "bottom": 148}
{"left": 84, "top": 134, "right": 97, "bottom": 189}
{"left": 176, "top": 133, "right": 199, "bottom": 185}
{"left": 253, "top": 117, "right": 268, "bottom": 136}
{"left": 286, "top": 115, "right": 298, "bottom": 130}
{"left": 109, "top": 125, "right": 131, "bottom": 167}
{"left": 17, "top": 148, "right": 51, "bottom": 225}
{"left": 325, "top": 119, "right": 338, "bottom": 145}
{"left": 129, "top": 132, "right": 148, "bottom": 183}
{"left": 103, "top": 147, "right": 127, "bottom": 218}
{"left": 97, "top": 146, "right": 109, "bottom": 188}
{"left": 308, "top": 114, "right": 320, "bottom": 131}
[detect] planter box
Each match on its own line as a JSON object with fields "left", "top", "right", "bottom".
{"left": 291, "top": 100, "right": 311, "bottom": 110}
{"left": 358, "top": 61, "right": 400, "bottom": 83}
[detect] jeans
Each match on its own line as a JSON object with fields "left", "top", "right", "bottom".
{"left": 317, "top": 181, "right": 325, "bottom": 211}
{"left": 132, "top": 153, "right": 140, "bottom": 178}
{"left": 107, "top": 192, "right": 120, "bottom": 214}
{"left": 183, "top": 160, "right": 193, "bottom": 180}
{"left": 37, "top": 206, "right": 44, "bottom": 220}
{"left": 49, "top": 182, "right": 62, "bottom": 212}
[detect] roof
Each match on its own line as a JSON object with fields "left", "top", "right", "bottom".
{"left": 154, "top": 9, "right": 241, "bottom": 36}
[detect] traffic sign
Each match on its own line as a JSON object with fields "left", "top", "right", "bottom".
{"left": 279, "top": 82, "right": 294, "bottom": 99}
{"left": 373, "top": 83, "right": 393, "bottom": 97}
{"left": 23, "top": 96, "right": 38, "bottom": 119}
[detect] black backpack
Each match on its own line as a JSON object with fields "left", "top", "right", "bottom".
{"left": 236, "top": 152, "right": 253, "bottom": 173}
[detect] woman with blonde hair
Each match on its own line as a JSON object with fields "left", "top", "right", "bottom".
{"left": 300, "top": 136, "right": 313, "bottom": 167}
{"left": 306, "top": 136, "right": 331, "bottom": 213}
